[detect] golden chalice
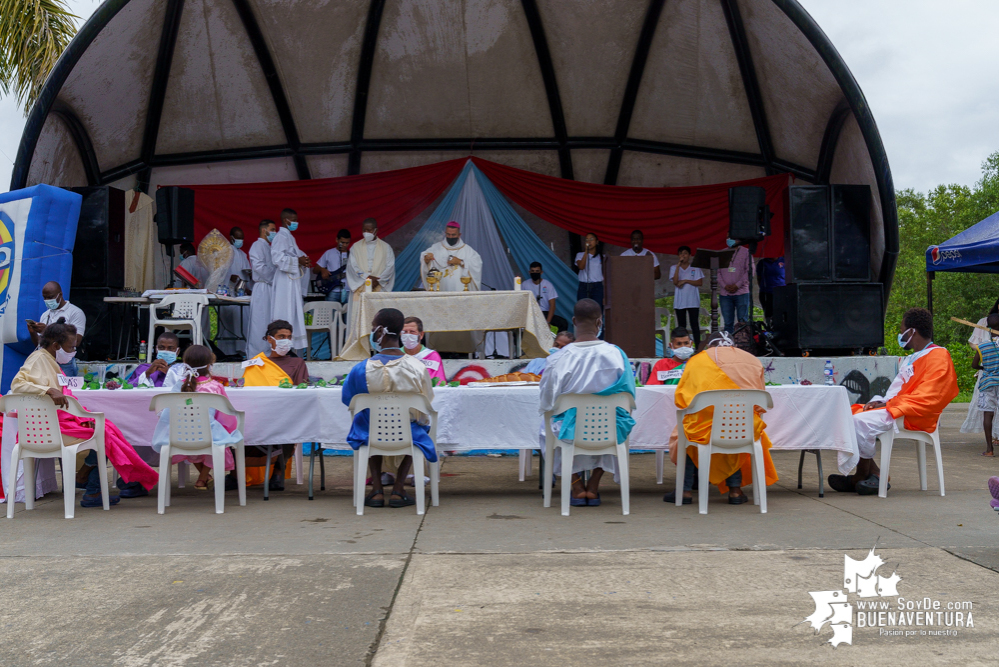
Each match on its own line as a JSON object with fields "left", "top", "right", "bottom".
{"left": 460, "top": 275, "right": 472, "bottom": 292}
{"left": 426, "top": 271, "right": 441, "bottom": 292}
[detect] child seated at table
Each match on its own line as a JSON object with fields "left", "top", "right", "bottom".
{"left": 647, "top": 327, "right": 695, "bottom": 386}
{"left": 127, "top": 331, "right": 188, "bottom": 389}
{"left": 151, "top": 345, "right": 241, "bottom": 490}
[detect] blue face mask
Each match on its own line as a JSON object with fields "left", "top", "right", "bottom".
{"left": 44, "top": 297, "right": 61, "bottom": 310}
{"left": 288, "top": 222, "right": 299, "bottom": 232}
{"left": 156, "top": 349, "right": 178, "bottom": 365}
{"left": 897, "top": 328, "right": 914, "bottom": 350}
{"left": 369, "top": 327, "right": 384, "bottom": 353}
{"left": 266, "top": 231, "right": 277, "bottom": 243}
{"left": 232, "top": 238, "right": 243, "bottom": 249}
{"left": 726, "top": 238, "right": 738, "bottom": 248}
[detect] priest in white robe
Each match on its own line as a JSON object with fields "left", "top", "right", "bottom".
{"left": 247, "top": 220, "right": 277, "bottom": 358}
{"left": 217, "top": 226, "right": 253, "bottom": 357}
{"left": 346, "top": 218, "right": 396, "bottom": 342}
{"left": 420, "top": 222, "right": 484, "bottom": 353}
{"left": 173, "top": 243, "right": 208, "bottom": 287}
{"left": 270, "top": 209, "right": 310, "bottom": 351}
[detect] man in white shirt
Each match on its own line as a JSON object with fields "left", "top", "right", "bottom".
{"left": 27, "top": 281, "right": 86, "bottom": 375}
{"left": 525, "top": 261, "right": 567, "bottom": 332}
{"left": 270, "top": 208, "right": 310, "bottom": 352}
{"left": 620, "top": 229, "right": 661, "bottom": 280}
{"left": 314, "top": 228, "right": 352, "bottom": 304}
{"left": 669, "top": 245, "right": 705, "bottom": 347}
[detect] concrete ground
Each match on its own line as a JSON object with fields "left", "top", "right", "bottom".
{"left": 2, "top": 405, "right": 997, "bottom": 666}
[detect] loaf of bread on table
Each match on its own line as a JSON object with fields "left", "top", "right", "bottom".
{"left": 472, "top": 372, "right": 541, "bottom": 383}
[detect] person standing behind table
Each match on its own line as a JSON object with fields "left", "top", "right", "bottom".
{"left": 173, "top": 242, "right": 207, "bottom": 287}
{"left": 314, "top": 228, "right": 352, "bottom": 304}
{"left": 26, "top": 281, "right": 86, "bottom": 376}
{"left": 620, "top": 229, "right": 662, "bottom": 280}
{"left": 217, "top": 226, "right": 253, "bottom": 358}
{"left": 718, "top": 238, "right": 752, "bottom": 334}
{"left": 669, "top": 247, "right": 704, "bottom": 347}
{"left": 247, "top": 220, "right": 277, "bottom": 359}
{"left": 574, "top": 232, "right": 605, "bottom": 313}
{"left": 525, "top": 262, "right": 567, "bottom": 333}
{"left": 270, "top": 208, "right": 310, "bottom": 355}
{"left": 420, "top": 221, "right": 483, "bottom": 292}
{"left": 756, "top": 256, "right": 784, "bottom": 323}
{"left": 346, "top": 218, "right": 396, "bottom": 340}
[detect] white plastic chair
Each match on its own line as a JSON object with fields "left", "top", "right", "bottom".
{"left": 305, "top": 301, "right": 344, "bottom": 360}
{"left": 875, "top": 416, "right": 944, "bottom": 498}
{"left": 655, "top": 307, "right": 673, "bottom": 345}
{"left": 348, "top": 392, "right": 440, "bottom": 516}
{"left": 519, "top": 449, "right": 532, "bottom": 481}
{"left": 149, "top": 393, "right": 246, "bottom": 514}
{"left": 2, "top": 394, "right": 108, "bottom": 519}
{"left": 675, "top": 389, "right": 773, "bottom": 514}
{"left": 147, "top": 295, "right": 209, "bottom": 361}
{"left": 543, "top": 393, "right": 636, "bottom": 516}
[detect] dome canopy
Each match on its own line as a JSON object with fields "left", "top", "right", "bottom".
{"left": 11, "top": 0, "right": 897, "bottom": 285}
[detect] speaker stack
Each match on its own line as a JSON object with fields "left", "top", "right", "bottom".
{"left": 773, "top": 184, "right": 883, "bottom": 353}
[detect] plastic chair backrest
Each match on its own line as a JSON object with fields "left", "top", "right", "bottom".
{"left": 150, "top": 392, "right": 239, "bottom": 452}
{"left": 684, "top": 389, "right": 772, "bottom": 450}
{"left": 551, "top": 393, "right": 636, "bottom": 451}
{"left": 0, "top": 394, "right": 63, "bottom": 453}
{"left": 157, "top": 295, "right": 208, "bottom": 320}
{"left": 304, "top": 301, "right": 338, "bottom": 327}
{"left": 349, "top": 392, "right": 435, "bottom": 454}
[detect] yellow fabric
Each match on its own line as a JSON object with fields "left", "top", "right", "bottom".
{"left": 669, "top": 346, "right": 778, "bottom": 493}
{"left": 241, "top": 353, "right": 292, "bottom": 387}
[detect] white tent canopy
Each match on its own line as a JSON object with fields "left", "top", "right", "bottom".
{"left": 12, "top": 0, "right": 897, "bottom": 286}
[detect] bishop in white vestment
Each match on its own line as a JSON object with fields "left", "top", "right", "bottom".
{"left": 420, "top": 222, "right": 484, "bottom": 353}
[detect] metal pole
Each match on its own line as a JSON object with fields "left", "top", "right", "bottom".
{"left": 710, "top": 257, "right": 720, "bottom": 333}
{"left": 926, "top": 271, "right": 934, "bottom": 314}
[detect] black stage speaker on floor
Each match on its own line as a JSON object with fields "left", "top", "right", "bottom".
{"left": 786, "top": 185, "right": 871, "bottom": 283}
{"left": 70, "top": 186, "right": 125, "bottom": 289}
{"left": 773, "top": 283, "right": 884, "bottom": 352}
{"left": 155, "top": 186, "right": 195, "bottom": 246}
{"left": 728, "top": 186, "right": 770, "bottom": 241}
{"left": 71, "top": 287, "right": 133, "bottom": 361}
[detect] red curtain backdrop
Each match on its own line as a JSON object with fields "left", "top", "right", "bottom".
{"left": 470, "top": 157, "right": 791, "bottom": 258}
{"left": 174, "top": 158, "right": 466, "bottom": 258}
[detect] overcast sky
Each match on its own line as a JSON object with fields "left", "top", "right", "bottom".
{"left": 1, "top": 0, "right": 997, "bottom": 195}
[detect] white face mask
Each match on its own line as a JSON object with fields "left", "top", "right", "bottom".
{"left": 271, "top": 338, "right": 294, "bottom": 356}
{"left": 363, "top": 232, "right": 376, "bottom": 242}
{"left": 401, "top": 333, "right": 421, "bottom": 350}
{"left": 671, "top": 345, "right": 695, "bottom": 361}
{"left": 56, "top": 348, "right": 77, "bottom": 364}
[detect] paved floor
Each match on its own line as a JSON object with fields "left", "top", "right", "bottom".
{"left": 2, "top": 405, "right": 997, "bottom": 665}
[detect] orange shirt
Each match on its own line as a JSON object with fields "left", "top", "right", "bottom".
{"left": 886, "top": 346, "right": 958, "bottom": 433}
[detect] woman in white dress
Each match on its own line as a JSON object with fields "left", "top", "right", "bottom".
{"left": 961, "top": 300, "right": 999, "bottom": 437}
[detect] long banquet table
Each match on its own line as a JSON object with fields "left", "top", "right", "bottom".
{"left": 67, "top": 384, "right": 859, "bottom": 474}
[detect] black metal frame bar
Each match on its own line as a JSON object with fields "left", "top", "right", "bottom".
{"left": 604, "top": 0, "right": 666, "bottom": 185}
{"left": 348, "top": 0, "right": 387, "bottom": 175}
{"left": 50, "top": 104, "right": 101, "bottom": 186}
{"left": 815, "top": 98, "right": 852, "bottom": 184}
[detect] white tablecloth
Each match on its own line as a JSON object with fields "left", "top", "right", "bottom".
{"left": 630, "top": 385, "right": 860, "bottom": 474}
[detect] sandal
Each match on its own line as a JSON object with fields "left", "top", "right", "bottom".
{"left": 663, "top": 491, "right": 692, "bottom": 505}
{"left": 569, "top": 495, "right": 587, "bottom": 507}
{"left": 587, "top": 493, "right": 601, "bottom": 507}
{"left": 728, "top": 493, "right": 749, "bottom": 505}
{"left": 364, "top": 491, "right": 385, "bottom": 508}
{"left": 388, "top": 494, "right": 415, "bottom": 508}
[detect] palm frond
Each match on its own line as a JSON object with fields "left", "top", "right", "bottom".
{"left": 0, "top": 0, "right": 79, "bottom": 113}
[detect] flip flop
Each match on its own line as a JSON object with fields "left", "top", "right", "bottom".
{"left": 389, "top": 494, "right": 415, "bottom": 508}
{"left": 856, "top": 474, "right": 888, "bottom": 496}
{"left": 588, "top": 493, "right": 601, "bottom": 507}
{"left": 364, "top": 491, "right": 385, "bottom": 508}
{"left": 570, "top": 496, "right": 587, "bottom": 507}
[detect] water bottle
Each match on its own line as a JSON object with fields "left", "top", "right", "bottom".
{"left": 824, "top": 359, "right": 835, "bottom": 386}
{"left": 139, "top": 340, "right": 147, "bottom": 358}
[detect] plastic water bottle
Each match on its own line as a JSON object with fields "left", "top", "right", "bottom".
{"left": 139, "top": 340, "right": 147, "bottom": 358}
{"left": 824, "top": 359, "right": 835, "bottom": 386}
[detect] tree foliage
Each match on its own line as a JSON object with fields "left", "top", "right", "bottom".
{"left": 0, "top": 0, "right": 78, "bottom": 112}
{"left": 884, "top": 151, "right": 999, "bottom": 396}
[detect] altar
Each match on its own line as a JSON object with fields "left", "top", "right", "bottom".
{"left": 339, "top": 290, "right": 555, "bottom": 359}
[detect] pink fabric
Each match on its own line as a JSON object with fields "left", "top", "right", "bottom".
{"left": 171, "top": 378, "right": 237, "bottom": 470}
{"left": 446, "top": 221, "right": 460, "bottom": 229}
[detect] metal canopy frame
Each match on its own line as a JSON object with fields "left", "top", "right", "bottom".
{"left": 10, "top": 0, "right": 897, "bottom": 299}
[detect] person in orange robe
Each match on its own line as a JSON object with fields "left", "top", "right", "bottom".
{"left": 830, "top": 307, "right": 958, "bottom": 495}
{"left": 663, "top": 332, "right": 778, "bottom": 505}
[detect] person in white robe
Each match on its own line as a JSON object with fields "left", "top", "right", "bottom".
{"left": 538, "top": 299, "right": 636, "bottom": 506}
{"left": 420, "top": 222, "right": 485, "bottom": 354}
{"left": 217, "top": 226, "right": 253, "bottom": 357}
{"left": 173, "top": 243, "right": 208, "bottom": 287}
{"left": 247, "top": 220, "right": 277, "bottom": 358}
{"left": 270, "top": 208, "right": 310, "bottom": 351}
{"left": 346, "top": 218, "right": 396, "bottom": 341}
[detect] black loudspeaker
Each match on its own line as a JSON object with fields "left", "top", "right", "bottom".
{"left": 70, "top": 186, "right": 125, "bottom": 289}
{"left": 155, "top": 186, "right": 195, "bottom": 246}
{"left": 73, "top": 287, "right": 133, "bottom": 361}
{"left": 786, "top": 185, "right": 871, "bottom": 283}
{"left": 728, "top": 186, "right": 770, "bottom": 240}
{"left": 773, "top": 283, "right": 884, "bottom": 351}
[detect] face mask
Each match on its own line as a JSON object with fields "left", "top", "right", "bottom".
{"left": 156, "top": 349, "right": 178, "bottom": 365}
{"left": 401, "top": 333, "right": 421, "bottom": 350}
{"left": 287, "top": 222, "right": 299, "bottom": 231}
{"left": 232, "top": 239, "right": 243, "bottom": 249}
{"left": 363, "top": 232, "right": 376, "bottom": 242}
{"left": 672, "top": 346, "right": 695, "bottom": 361}
{"left": 446, "top": 236, "right": 459, "bottom": 246}
{"left": 369, "top": 326, "right": 385, "bottom": 353}
{"left": 271, "top": 338, "right": 294, "bottom": 356}
{"left": 897, "top": 328, "right": 914, "bottom": 350}
{"left": 529, "top": 272, "right": 541, "bottom": 281}
{"left": 726, "top": 238, "right": 738, "bottom": 248}
{"left": 548, "top": 347, "right": 559, "bottom": 354}
{"left": 266, "top": 231, "right": 277, "bottom": 243}
{"left": 44, "top": 298, "right": 61, "bottom": 310}
{"left": 56, "top": 348, "right": 77, "bottom": 364}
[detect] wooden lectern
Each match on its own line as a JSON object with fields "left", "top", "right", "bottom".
{"left": 604, "top": 254, "right": 655, "bottom": 357}
{"left": 691, "top": 248, "right": 735, "bottom": 333}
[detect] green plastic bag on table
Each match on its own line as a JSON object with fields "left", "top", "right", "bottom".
{"left": 278, "top": 378, "right": 293, "bottom": 389}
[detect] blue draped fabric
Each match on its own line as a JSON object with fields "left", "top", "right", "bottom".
{"left": 551, "top": 345, "right": 637, "bottom": 444}
{"left": 471, "top": 165, "right": 577, "bottom": 326}
{"left": 393, "top": 162, "right": 473, "bottom": 292}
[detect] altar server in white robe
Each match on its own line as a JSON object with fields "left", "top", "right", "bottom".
{"left": 173, "top": 243, "right": 208, "bottom": 287}
{"left": 346, "top": 218, "right": 396, "bottom": 339}
{"left": 247, "top": 220, "right": 277, "bottom": 358}
{"left": 538, "top": 299, "right": 636, "bottom": 506}
{"left": 217, "top": 226, "right": 253, "bottom": 356}
{"left": 420, "top": 222, "right": 484, "bottom": 353}
{"left": 270, "top": 208, "right": 310, "bottom": 351}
